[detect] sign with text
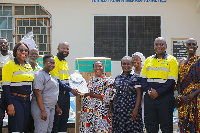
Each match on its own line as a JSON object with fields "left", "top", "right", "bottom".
{"left": 171, "top": 38, "right": 188, "bottom": 59}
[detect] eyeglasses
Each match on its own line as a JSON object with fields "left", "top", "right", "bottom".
{"left": 17, "top": 49, "right": 28, "bottom": 53}
{"left": 47, "top": 62, "right": 55, "bottom": 65}
{"left": 0, "top": 42, "right": 8, "bottom": 45}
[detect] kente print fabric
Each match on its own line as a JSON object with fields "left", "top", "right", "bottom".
{"left": 178, "top": 55, "right": 200, "bottom": 133}
{"left": 79, "top": 76, "right": 114, "bottom": 133}
{"left": 112, "top": 71, "right": 143, "bottom": 133}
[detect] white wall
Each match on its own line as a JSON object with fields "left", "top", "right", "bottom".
{"left": 1, "top": 0, "right": 200, "bottom": 77}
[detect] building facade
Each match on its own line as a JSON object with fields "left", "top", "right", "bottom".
{"left": 0, "top": 0, "right": 200, "bottom": 77}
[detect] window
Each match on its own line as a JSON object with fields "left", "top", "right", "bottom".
{"left": 0, "top": 6, "right": 13, "bottom": 48}
{"left": 94, "top": 16, "right": 161, "bottom": 60}
{"left": 0, "top": 4, "right": 51, "bottom": 55}
{"left": 94, "top": 16, "right": 126, "bottom": 60}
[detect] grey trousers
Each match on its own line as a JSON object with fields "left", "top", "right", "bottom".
{"left": 31, "top": 100, "right": 55, "bottom": 133}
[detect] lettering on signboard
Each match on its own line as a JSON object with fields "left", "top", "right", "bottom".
{"left": 173, "top": 40, "right": 187, "bottom": 59}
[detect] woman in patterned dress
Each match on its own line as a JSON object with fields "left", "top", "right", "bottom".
{"left": 112, "top": 56, "right": 143, "bottom": 133}
{"left": 79, "top": 61, "right": 114, "bottom": 133}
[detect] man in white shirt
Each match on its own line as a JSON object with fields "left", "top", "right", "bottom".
{"left": 0, "top": 38, "right": 13, "bottom": 79}
{"left": 0, "top": 37, "right": 13, "bottom": 133}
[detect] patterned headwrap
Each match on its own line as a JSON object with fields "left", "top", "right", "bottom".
{"left": 132, "top": 52, "right": 145, "bottom": 67}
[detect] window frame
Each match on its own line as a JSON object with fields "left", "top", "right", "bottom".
{"left": 0, "top": 4, "right": 52, "bottom": 55}
{"left": 93, "top": 15, "right": 162, "bottom": 61}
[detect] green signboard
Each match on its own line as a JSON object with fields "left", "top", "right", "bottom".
{"left": 37, "top": 57, "right": 43, "bottom": 68}
{"left": 75, "top": 59, "right": 111, "bottom": 72}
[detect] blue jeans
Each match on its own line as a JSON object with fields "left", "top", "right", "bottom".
{"left": 8, "top": 95, "right": 31, "bottom": 133}
{"left": 51, "top": 93, "right": 70, "bottom": 133}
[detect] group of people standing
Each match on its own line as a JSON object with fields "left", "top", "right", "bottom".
{"left": 0, "top": 38, "right": 80, "bottom": 133}
{"left": 0, "top": 36, "right": 199, "bottom": 133}
{"left": 79, "top": 37, "right": 200, "bottom": 133}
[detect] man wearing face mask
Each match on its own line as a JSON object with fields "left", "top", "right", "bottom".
{"left": 0, "top": 38, "right": 13, "bottom": 133}
{"left": 51, "top": 42, "right": 80, "bottom": 133}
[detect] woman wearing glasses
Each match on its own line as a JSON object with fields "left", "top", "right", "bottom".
{"left": 2, "top": 42, "right": 34, "bottom": 132}
{"left": 31, "top": 54, "right": 62, "bottom": 133}
{"left": 112, "top": 56, "right": 143, "bottom": 133}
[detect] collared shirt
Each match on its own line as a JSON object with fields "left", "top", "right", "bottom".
{"left": 140, "top": 52, "right": 178, "bottom": 95}
{"left": 33, "top": 63, "right": 43, "bottom": 73}
{"left": 32, "top": 70, "right": 59, "bottom": 107}
{"left": 2, "top": 58, "right": 34, "bottom": 104}
{"left": 50, "top": 53, "right": 69, "bottom": 80}
{"left": 0, "top": 50, "right": 14, "bottom": 92}
{"left": 0, "top": 50, "right": 14, "bottom": 67}
{"left": 50, "top": 53, "right": 72, "bottom": 92}
{"left": 56, "top": 53, "right": 66, "bottom": 61}
{"left": 114, "top": 70, "right": 141, "bottom": 94}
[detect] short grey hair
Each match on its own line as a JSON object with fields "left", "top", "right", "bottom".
{"left": 121, "top": 56, "right": 132, "bottom": 64}
{"left": 154, "top": 37, "right": 166, "bottom": 44}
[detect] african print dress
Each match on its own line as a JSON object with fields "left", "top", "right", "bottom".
{"left": 178, "top": 55, "right": 200, "bottom": 133}
{"left": 79, "top": 76, "right": 114, "bottom": 133}
{"left": 112, "top": 71, "right": 143, "bottom": 133}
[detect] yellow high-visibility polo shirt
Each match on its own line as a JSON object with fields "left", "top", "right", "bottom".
{"left": 140, "top": 53, "right": 178, "bottom": 95}
{"left": 141, "top": 54, "right": 178, "bottom": 82}
{"left": 50, "top": 55, "right": 69, "bottom": 83}
{"left": 2, "top": 58, "right": 34, "bottom": 104}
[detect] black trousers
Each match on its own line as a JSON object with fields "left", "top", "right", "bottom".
{"left": 51, "top": 93, "right": 70, "bottom": 133}
{"left": 24, "top": 114, "right": 34, "bottom": 133}
{"left": 144, "top": 91, "right": 174, "bottom": 133}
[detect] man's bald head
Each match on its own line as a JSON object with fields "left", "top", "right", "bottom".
{"left": 57, "top": 42, "right": 69, "bottom": 58}
{"left": 154, "top": 37, "right": 166, "bottom": 44}
{"left": 58, "top": 42, "right": 69, "bottom": 48}
{"left": 186, "top": 38, "right": 197, "bottom": 45}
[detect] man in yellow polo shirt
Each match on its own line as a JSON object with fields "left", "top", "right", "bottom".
{"left": 141, "top": 37, "right": 178, "bottom": 133}
{"left": 51, "top": 42, "right": 80, "bottom": 133}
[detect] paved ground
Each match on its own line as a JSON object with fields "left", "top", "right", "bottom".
{"left": 2, "top": 128, "right": 75, "bottom": 133}
{"left": 2, "top": 124, "right": 179, "bottom": 133}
